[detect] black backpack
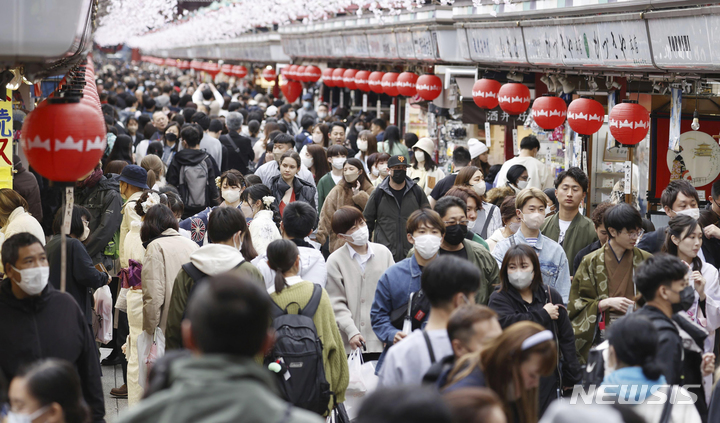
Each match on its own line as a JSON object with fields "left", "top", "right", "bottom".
{"left": 265, "top": 284, "right": 332, "bottom": 415}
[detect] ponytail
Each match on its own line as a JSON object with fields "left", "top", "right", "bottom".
{"left": 146, "top": 169, "right": 157, "bottom": 190}
{"left": 266, "top": 239, "right": 299, "bottom": 294}
{"left": 641, "top": 356, "right": 663, "bottom": 381}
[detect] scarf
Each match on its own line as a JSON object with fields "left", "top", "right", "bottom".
{"left": 601, "top": 367, "right": 667, "bottom": 403}
{"left": 77, "top": 168, "right": 104, "bottom": 189}
{"left": 119, "top": 259, "right": 143, "bottom": 289}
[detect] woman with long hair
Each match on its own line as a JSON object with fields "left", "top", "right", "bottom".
{"left": 240, "top": 184, "right": 282, "bottom": 255}
{"left": 311, "top": 122, "right": 330, "bottom": 149}
{"left": 301, "top": 144, "right": 330, "bottom": 184}
{"left": 377, "top": 125, "right": 409, "bottom": 161}
{"left": 269, "top": 151, "right": 317, "bottom": 216}
{"left": 141, "top": 154, "right": 166, "bottom": 191}
{"left": 453, "top": 166, "right": 502, "bottom": 239}
{"left": 160, "top": 122, "right": 181, "bottom": 166}
{"left": 408, "top": 138, "right": 445, "bottom": 196}
{"left": 107, "top": 134, "right": 135, "bottom": 166}
{"left": 355, "top": 130, "right": 378, "bottom": 169}
{"left": 488, "top": 245, "right": 581, "bottom": 415}
{"left": 506, "top": 165, "right": 529, "bottom": 193}
{"left": 0, "top": 188, "right": 45, "bottom": 273}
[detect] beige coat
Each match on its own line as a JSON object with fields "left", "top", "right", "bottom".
{"left": 141, "top": 228, "right": 199, "bottom": 333}
{"left": 316, "top": 179, "right": 374, "bottom": 253}
{"left": 408, "top": 165, "right": 445, "bottom": 196}
{"left": 119, "top": 191, "right": 142, "bottom": 269}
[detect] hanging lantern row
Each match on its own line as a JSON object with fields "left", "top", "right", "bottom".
{"left": 139, "top": 56, "right": 252, "bottom": 79}
{"left": 311, "top": 68, "right": 441, "bottom": 101}
{"left": 21, "top": 57, "right": 106, "bottom": 182}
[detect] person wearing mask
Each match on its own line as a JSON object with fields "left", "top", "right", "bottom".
{"left": 443, "top": 186, "right": 490, "bottom": 249}
{"left": 443, "top": 388, "right": 506, "bottom": 423}
{"left": 430, "top": 196, "right": 499, "bottom": 305}
{"left": 317, "top": 158, "right": 374, "bottom": 254}
{"left": 369, "top": 152, "right": 391, "bottom": 187}
{"left": 266, "top": 239, "right": 349, "bottom": 412}
{"left": 379, "top": 256, "right": 481, "bottom": 387}
{"left": 297, "top": 93, "right": 317, "bottom": 123}
{"left": 573, "top": 202, "right": 615, "bottom": 274}
{"left": 8, "top": 359, "right": 92, "bottom": 423}
{"left": 488, "top": 245, "right": 581, "bottom": 414}
{"left": 279, "top": 104, "right": 299, "bottom": 136}
{"left": 468, "top": 138, "right": 491, "bottom": 186}
{"left": 637, "top": 180, "right": 700, "bottom": 254}
{"left": 12, "top": 155, "right": 42, "bottom": 223}
{"left": 329, "top": 121, "right": 347, "bottom": 147}
{"left": 269, "top": 151, "right": 317, "bottom": 216}
{"left": 355, "top": 130, "right": 378, "bottom": 171}
{"left": 311, "top": 122, "right": 330, "bottom": 148}
{"left": 486, "top": 196, "right": 520, "bottom": 252}
{"left": 0, "top": 189, "right": 46, "bottom": 273}
{"left": 316, "top": 145, "right": 349, "bottom": 214}
{"left": 325, "top": 206, "right": 395, "bottom": 358}
{"left": 429, "top": 146, "right": 472, "bottom": 207}
{"left": 504, "top": 164, "right": 529, "bottom": 193}
{"left": 125, "top": 116, "right": 144, "bottom": 147}
{"left": 166, "top": 207, "right": 263, "bottom": 350}
{"left": 569, "top": 203, "right": 653, "bottom": 363}
{"left": 377, "top": 126, "right": 409, "bottom": 162}
{"left": 543, "top": 188, "right": 559, "bottom": 218}
{"left": 540, "top": 168, "right": 598, "bottom": 276}
{"left": 106, "top": 134, "right": 135, "bottom": 167}
{"left": 115, "top": 274, "right": 323, "bottom": 423}
{"left": 317, "top": 103, "right": 329, "bottom": 121}
{"left": 495, "top": 136, "right": 553, "bottom": 190}
{"left": 135, "top": 112, "right": 166, "bottom": 162}
{"left": 301, "top": 144, "right": 330, "bottom": 185}
{"left": 159, "top": 122, "right": 180, "bottom": 166}
{"left": 370, "top": 209, "right": 444, "bottom": 370}
{"left": 370, "top": 118, "right": 387, "bottom": 142}
{"left": 0, "top": 233, "right": 105, "bottom": 422}
{"left": 409, "top": 138, "right": 445, "bottom": 197}
{"left": 220, "top": 112, "right": 254, "bottom": 175}
{"left": 255, "top": 133, "right": 317, "bottom": 191}
{"left": 240, "top": 184, "right": 282, "bottom": 255}
{"left": 492, "top": 188, "right": 572, "bottom": 303}
{"left": 599, "top": 314, "right": 702, "bottom": 423}
{"left": 47, "top": 206, "right": 111, "bottom": 326}
{"left": 452, "top": 166, "right": 501, "bottom": 240}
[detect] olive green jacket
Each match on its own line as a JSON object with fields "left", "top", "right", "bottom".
{"left": 541, "top": 212, "right": 598, "bottom": 276}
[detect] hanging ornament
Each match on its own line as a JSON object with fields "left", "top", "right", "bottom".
{"left": 343, "top": 69, "right": 358, "bottom": 90}
{"left": 567, "top": 98, "right": 605, "bottom": 135}
{"left": 397, "top": 72, "right": 419, "bottom": 97}
{"left": 381, "top": 72, "right": 400, "bottom": 97}
{"left": 221, "top": 64, "right": 233, "bottom": 76}
{"left": 304, "top": 66, "right": 322, "bottom": 83}
{"left": 608, "top": 101, "right": 650, "bottom": 145}
{"left": 262, "top": 67, "right": 276, "bottom": 82}
{"left": 287, "top": 65, "right": 299, "bottom": 81}
{"left": 322, "top": 68, "right": 335, "bottom": 87}
{"left": 232, "top": 65, "right": 248, "bottom": 79}
{"left": 354, "top": 71, "right": 371, "bottom": 92}
{"left": 190, "top": 60, "right": 203, "bottom": 71}
{"left": 498, "top": 83, "right": 531, "bottom": 115}
{"left": 165, "top": 58, "right": 176, "bottom": 68}
{"left": 295, "top": 66, "right": 307, "bottom": 82}
{"left": 332, "top": 68, "right": 347, "bottom": 88}
{"left": 531, "top": 95, "right": 567, "bottom": 130}
{"left": 280, "top": 81, "right": 303, "bottom": 103}
{"left": 472, "top": 79, "right": 501, "bottom": 109}
{"left": 416, "top": 74, "right": 443, "bottom": 101}
{"left": 369, "top": 71, "right": 385, "bottom": 94}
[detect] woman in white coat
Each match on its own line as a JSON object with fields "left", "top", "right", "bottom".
{"left": 0, "top": 189, "right": 45, "bottom": 273}
{"left": 663, "top": 215, "right": 720, "bottom": 404}
{"left": 407, "top": 137, "right": 445, "bottom": 197}
{"left": 240, "top": 184, "right": 281, "bottom": 256}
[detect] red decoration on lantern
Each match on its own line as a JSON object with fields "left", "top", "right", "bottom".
{"left": 221, "top": 64, "right": 233, "bottom": 75}
{"left": 296, "top": 66, "right": 307, "bottom": 82}
{"left": 416, "top": 74, "right": 443, "bottom": 101}
{"left": 164, "top": 58, "right": 176, "bottom": 67}
{"left": 608, "top": 101, "right": 650, "bottom": 145}
{"left": 180, "top": 61, "right": 190, "bottom": 70}
{"left": 354, "top": 71, "right": 371, "bottom": 92}
{"left": 232, "top": 65, "right": 248, "bottom": 79}
{"left": 397, "top": 72, "right": 418, "bottom": 97}
{"left": 322, "top": 68, "right": 335, "bottom": 87}
{"left": 531, "top": 96, "right": 567, "bottom": 130}
{"left": 368, "top": 72, "right": 385, "bottom": 94}
{"left": 204, "top": 62, "right": 220, "bottom": 77}
{"left": 472, "top": 79, "right": 501, "bottom": 109}
{"left": 381, "top": 72, "right": 400, "bottom": 97}
{"left": 280, "top": 81, "right": 303, "bottom": 103}
{"left": 332, "top": 68, "right": 346, "bottom": 88}
{"left": 262, "top": 67, "right": 276, "bottom": 82}
{"left": 286, "top": 65, "right": 298, "bottom": 81}
{"left": 498, "top": 83, "right": 531, "bottom": 115}
{"left": 567, "top": 98, "right": 605, "bottom": 135}
{"left": 190, "top": 60, "right": 203, "bottom": 71}
{"left": 304, "top": 66, "right": 322, "bottom": 83}
{"left": 343, "top": 69, "right": 358, "bottom": 91}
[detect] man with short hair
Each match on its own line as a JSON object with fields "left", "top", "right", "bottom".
{"left": 297, "top": 93, "right": 317, "bottom": 123}
{"left": 135, "top": 111, "right": 169, "bottom": 162}
{"left": 329, "top": 122, "right": 347, "bottom": 146}
{"left": 0, "top": 233, "right": 105, "bottom": 422}
{"left": 428, "top": 146, "right": 472, "bottom": 207}
{"left": 219, "top": 112, "right": 254, "bottom": 175}
{"left": 364, "top": 155, "right": 430, "bottom": 263}
{"left": 316, "top": 145, "right": 349, "bottom": 213}
{"left": 191, "top": 83, "right": 224, "bottom": 116}
{"left": 495, "top": 135, "right": 553, "bottom": 190}
{"left": 154, "top": 85, "right": 172, "bottom": 109}
{"left": 191, "top": 112, "right": 224, "bottom": 170}
{"left": 294, "top": 115, "right": 316, "bottom": 151}
{"left": 492, "top": 188, "right": 571, "bottom": 302}
{"left": 115, "top": 274, "right": 322, "bottom": 423}
{"left": 540, "top": 167, "right": 598, "bottom": 276}
{"left": 168, "top": 92, "right": 181, "bottom": 113}
{"left": 370, "top": 118, "right": 387, "bottom": 141}
{"left": 316, "top": 103, "right": 329, "bottom": 120}
{"left": 254, "top": 134, "right": 317, "bottom": 193}
{"left": 378, "top": 255, "right": 481, "bottom": 387}
{"left": 279, "top": 104, "right": 299, "bottom": 136}
{"left": 638, "top": 180, "right": 700, "bottom": 253}
{"left": 574, "top": 202, "right": 615, "bottom": 274}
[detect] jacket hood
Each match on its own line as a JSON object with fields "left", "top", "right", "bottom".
{"left": 190, "top": 244, "right": 244, "bottom": 275}
{"left": 169, "top": 354, "right": 277, "bottom": 392}
{"left": 377, "top": 176, "right": 417, "bottom": 195}
{"left": 174, "top": 149, "right": 210, "bottom": 167}
{"left": 0, "top": 278, "right": 52, "bottom": 312}
{"left": 98, "top": 174, "right": 120, "bottom": 191}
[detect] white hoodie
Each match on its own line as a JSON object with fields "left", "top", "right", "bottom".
{"left": 190, "top": 243, "right": 245, "bottom": 276}
{"left": 252, "top": 245, "right": 327, "bottom": 293}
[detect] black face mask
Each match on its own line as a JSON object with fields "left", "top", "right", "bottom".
{"left": 391, "top": 169, "right": 406, "bottom": 184}
{"left": 445, "top": 224, "right": 468, "bottom": 245}
{"left": 671, "top": 286, "right": 696, "bottom": 314}
{"left": 165, "top": 133, "right": 178, "bottom": 142}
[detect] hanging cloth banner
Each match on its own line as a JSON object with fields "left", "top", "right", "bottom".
{"left": 0, "top": 89, "right": 13, "bottom": 189}
{"left": 606, "top": 91, "right": 616, "bottom": 151}
{"left": 669, "top": 87, "right": 682, "bottom": 153}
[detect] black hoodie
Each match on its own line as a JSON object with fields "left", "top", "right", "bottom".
{"left": 0, "top": 280, "right": 105, "bottom": 422}
{"left": 166, "top": 148, "right": 220, "bottom": 217}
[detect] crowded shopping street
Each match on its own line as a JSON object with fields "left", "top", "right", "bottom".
{"left": 4, "top": 0, "right": 720, "bottom": 422}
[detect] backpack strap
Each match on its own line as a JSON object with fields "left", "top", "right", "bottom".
{"left": 412, "top": 183, "right": 423, "bottom": 206}
{"left": 480, "top": 204, "right": 497, "bottom": 239}
{"left": 182, "top": 262, "right": 207, "bottom": 284}
{"left": 422, "top": 330, "right": 437, "bottom": 364}
{"left": 300, "top": 284, "right": 323, "bottom": 318}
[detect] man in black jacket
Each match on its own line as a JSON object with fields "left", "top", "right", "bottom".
{"left": 637, "top": 180, "right": 699, "bottom": 254}
{"left": 0, "top": 233, "right": 105, "bottom": 422}
{"left": 220, "top": 111, "right": 254, "bottom": 174}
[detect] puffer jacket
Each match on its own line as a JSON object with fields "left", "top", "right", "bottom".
{"left": 317, "top": 178, "right": 374, "bottom": 253}
{"left": 76, "top": 174, "right": 123, "bottom": 268}
{"left": 270, "top": 175, "right": 317, "bottom": 214}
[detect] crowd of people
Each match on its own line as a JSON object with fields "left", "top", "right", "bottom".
{"left": 2, "top": 61, "right": 720, "bottom": 423}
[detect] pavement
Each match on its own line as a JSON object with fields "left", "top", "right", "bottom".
{"left": 99, "top": 348, "right": 128, "bottom": 422}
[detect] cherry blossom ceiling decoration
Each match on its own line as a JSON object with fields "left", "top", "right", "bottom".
{"left": 94, "top": 0, "right": 461, "bottom": 49}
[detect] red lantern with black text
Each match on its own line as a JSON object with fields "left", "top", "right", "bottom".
{"left": 368, "top": 71, "right": 385, "bottom": 94}
{"left": 304, "top": 66, "right": 322, "bottom": 83}
{"left": 472, "top": 79, "right": 501, "bottom": 109}
{"left": 567, "top": 98, "right": 605, "bottom": 135}
{"left": 531, "top": 95, "right": 567, "bottom": 130}
{"left": 262, "top": 67, "right": 276, "bottom": 82}
{"left": 381, "top": 72, "right": 399, "bottom": 97}
{"left": 281, "top": 81, "right": 303, "bottom": 103}
{"left": 355, "top": 71, "right": 370, "bottom": 92}
{"left": 232, "top": 65, "right": 248, "bottom": 79}
{"left": 416, "top": 74, "right": 443, "bottom": 101}
{"left": 343, "top": 69, "right": 358, "bottom": 90}
{"left": 498, "top": 83, "right": 531, "bottom": 115}
{"left": 322, "top": 68, "right": 335, "bottom": 87}
{"left": 608, "top": 101, "right": 650, "bottom": 145}
{"left": 332, "top": 68, "right": 346, "bottom": 88}
{"left": 397, "top": 72, "right": 418, "bottom": 97}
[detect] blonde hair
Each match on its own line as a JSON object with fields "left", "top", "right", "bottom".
{"left": 141, "top": 154, "right": 164, "bottom": 189}
{"left": 0, "top": 189, "right": 29, "bottom": 226}
{"left": 515, "top": 187, "right": 549, "bottom": 211}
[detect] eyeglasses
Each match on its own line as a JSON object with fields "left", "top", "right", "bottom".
{"left": 444, "top": 219, "right": 470, "bottom": 227}
{"left": 625, "top": 229, "right": 645, "bottom": 239}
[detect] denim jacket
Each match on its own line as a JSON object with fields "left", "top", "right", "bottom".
{"left": 370, "top": 255, "right": 424, "bottom": 370}
{"left": 491, "top": 230, "right": 572, "bottom": 304}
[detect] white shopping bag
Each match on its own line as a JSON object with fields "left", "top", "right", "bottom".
{"left": 137, "top": 328, "right": 165, "bottom": 390}
{"left": 93, "top": 285, "right": 113, "bottom": 343}
{"left": 344, "top": 360, "right": 378, "bottom": 420}
{"left": 346, "top": 349, "right": 366, "bottom": 394}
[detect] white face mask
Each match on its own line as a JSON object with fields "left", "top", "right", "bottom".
{"left": 508, "top": 270, "right": 534, "bottom": 290}
{"left": 472, "top": 182, "right": 486, "bottom": 196}
{"left": 517, "top": 180, "right": 528, "bottom": 190}
{"left": 413, "top": 234, "right": 442, "bottom": 260}
{"left": 317, "top": 111, "right": 327, "bottom": 119}
{"left": 467, "top": 219, "right": 477, "bottom": 230}
{"left": 302, "top": 155, "right": 314, "bottom": 169}
{"left": 80, "top": 224, "right": 90, "bottom": 242}
{"left": 332, "top": 157, "right": 345, "bottom": 170}
{"left": 414, "top": 150, "right": 426, "bottom": 162}
{"left": 521, "top": 212, "right": 545, "bottom": 231}
{"left": 371, "top": 166, "right": 379, "bottom": 177}
{"left": 508, "top": 221, "right": 521, "bottom": 233}
{"left": 675, "top": 207, "right": 700, "bottom": 220}
{"left": 12, "top": 265, "right": 49, "bottom": 296}
{"left": 378, "top": 163, "right": 389, "bottom": 176}
{"left": 288, "top": 111, "right": 296, "bottom": 120}
{"left": 7, "top": 406, "right": 48, "bottom": 423}
{"left": 357, "top": 140, "right": 368, "bottom": 152}
{"left": 312, "top": 133, "right": 324, "bottom": 144}
{"left": 222, "top": 189, "right": 241, "bottom": 204}
{"left": 344, "top": 225, "right": 369, "bottom": 246}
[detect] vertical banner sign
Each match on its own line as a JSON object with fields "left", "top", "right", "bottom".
{"left": 390, "top": 101, "right": 396, "bottom": 125}
{"left": 376, "top": 99, "right": 381, "bottom": 116}
{"left": 623, "top": 161, "right": 632, "bottom": 195}
{"left": 512, "top": 129, "right": 519, "bottom": 156}
{"left": 0, "top": 89, "right": 13, "bottom": 188}
{"left": 484, "top": 122, "right": 491, "bottom": 148}
{"left": 362, "top": 94, "right": 368, "bottom": 112}
{"left": 606, "top": 92, "right": 616, "bottom": 150}
{"left": 669, "top": 87, "right": 682, "bottom": 152}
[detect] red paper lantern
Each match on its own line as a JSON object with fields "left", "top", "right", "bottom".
{"left": 232, "top": 65, "right": 248, "bottom": 79}
{"left": 567, "top": 98, "right": 605, "bottom": 135}
{"left": 280, "top": 81, "right": 303, "bottom": 103}
{"left": 608, "top": 101, "right": 650, "bottom": 145}
{"left": 304, "top": 66, "right": 322, "bottom": 83}
{"left": 262, "top": 67, "right": 276, "bottom": 82}
{"left": 397, "top": 72, "right": 418, "bottom": 97}
{"left": 381, "top": 72, "right": 400, "bottom": 97}
{"left": 164, "top": 58, "right": 176, "bottom": 67}
{"left": 343, "top": 69, "right": 358, "bottom": 91}
{"left": 531, "top": 95, "right": 567, "bottom": 130}
{"left": 296, "top": 66, "right": 307, "bottom": 82}
{"left": 204, "top": 62, "right": 220, "bottom": 77}
{"left": 21, "top": 97, "right": 106, "bottom": 182}
{"left": 368, "top": 71, "right": 385, "bottom": 94}
{"left": 354, "top": 71, "right": 371, "bottom": 92}
{"left": 322, "top": 68, "right": 335, "bottom": 87}
{"left": 498, "top": 83, "right": 531, "bottom": 115}
{"left": 190, "top": 60, "right": 203, "bottom": 71}
{"left": 180, "top": 61, "right": 190, "bottom": 70}
{"left": 221, "top": 64, "right": 233, "bottom": 76}
{"left": 472, "top": 79, "right": 501, "bottom": 109}
{"left": 416, "top": 74, "right": 443, "bottom": 101}
{"left": 332, "top": 68, "right": 346, "bottom": 88}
